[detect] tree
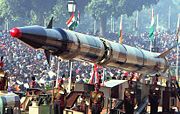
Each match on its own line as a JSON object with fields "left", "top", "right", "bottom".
{"left": 49, "top": 0, "right": 69, "bottom": 28}
{"left": 0, "top": 0, "right": 11, "bottom": 22}
{"left": 31, "top": 0, "right": 57, "bottom": 26}
{"left": 5, "top": 0, "right": 57, "bottom": 26}
{"left": 86, "top": 0, "right": 111, "bottom": 36}
{"left": 28, "top": 10, "right": 38, "bottom": 25}
{"left": 86, "top": 0, "right": 159, "bottom": 36}
{"left": 76, "top": 0, "right": 89, "bottom": 14}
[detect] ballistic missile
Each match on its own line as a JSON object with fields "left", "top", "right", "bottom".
{"left": 9, "top": 20, "right": 173, "bottom": 75}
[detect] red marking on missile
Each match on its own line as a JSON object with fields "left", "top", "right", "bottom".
{"left": 10, "top": 28, "right": 22, "bottom": 38}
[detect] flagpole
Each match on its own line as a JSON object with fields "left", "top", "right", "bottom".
{"left": 168, "top": 6, "right": 171, "bottom": 30}
{"left": 112, "top": 16, "right": 115, "bottom": 33}
{"left": 156, "top": 14, "right": 159, "bottom": 31}
{"left": 56, "top": 57, "right": 60, "bottom": 87}
{"left": 176, "top": 43, "right": 179, "bottom": 82}
{"left": 119, "top": 15, "right": 123, "bottom": 44}
{"left": 102, "top": 67, "right": 105, "bottom": 86}
{"left": 94, "top": 20, "right": 96, "bottom": 35}
{"left": 136, "top": 11, "right": 139, "bottom": 30}
{"left": 67, "top": 1, "right": 79, "bottom": 92}
{"left": 155, "top": 14, "right": 159, "bottom": 52}
{"left": 176, "top": 14, "right": 180, "bottom": 82}
{"left": 67, "top": 12, "right": 74, "bottom": 92}
{"left": 4, "top": 18, "right": 8, "bottom": 31}
{"left": 68, "top": 60, "right": 73, "bottom": 92}
{"left": 150, "top": 41, "right": 153, "bottom": 52}
{"left": 7, "top": 19, "right": 9, "bottom": 31}
{"left": 111, "top": 15, "right": 113, "bottom": 32}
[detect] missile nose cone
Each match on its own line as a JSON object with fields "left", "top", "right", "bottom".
{"left": 10, "top": 27, "right": 22, "bottom": 38}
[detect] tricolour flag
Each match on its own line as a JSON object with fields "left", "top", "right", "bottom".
{"left": 118, "top": 15, "right": 123, "bottom": 44}
{"left": 73, "top": 11, "right": 80, "bottom": 28}
{"left": 66, "top": 12, "right": 76, "bottom": 30}
{"left": 149, "top": 9, "right": 155, "bottom": 41}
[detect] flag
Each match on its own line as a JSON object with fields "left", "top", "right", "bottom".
{"left": 118, "top": 15, "right": 123, "bottom": 44}
{"left": 66, "top": 12, "right": 76, "bottom": 30}
{"left": 149, "top": 9, "right": 155, "bottom": 41}
{"left": 73, "top": 11, "right": 80, "bottom": 28}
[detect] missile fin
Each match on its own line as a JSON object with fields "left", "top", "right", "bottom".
{"left": 44, "top": 50, "right": 51, "bottom": 66}
{"left": 157, "top": 43, "right": 179, "bottom": 58}
{"left": 47, "top": 17, "right": 53, "bottom": 28}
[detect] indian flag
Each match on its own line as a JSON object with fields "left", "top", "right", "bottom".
{"left": 118, "top": 15, "right": 123, "bottom": 44}
{"left": 149, "top": 9, "right": 155, "bottom": 41}
{"left": 73, "top": 11, "right": 80, "bottom": 28}
{"left": 66, "top": 12, "right": 76, "bottom": 30}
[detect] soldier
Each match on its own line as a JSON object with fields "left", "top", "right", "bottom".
{"left": 79, "top": 93, "right": 87, "bottom": 113}
{"left": 149, "top": 81, "right": 161, "bottom": 114}
{"left": 29, "top": 76, "right": 37, "bottom": 88}
{"left": 54, "top": 79, "right": 67, "bottom": 114}
{"left": 124, "top": 81, "right": 136, "bottom": 114}
{"left": 90, "top": 83, "right": 104, "bottom": 114}
{"left": 0, "top": 56, "right": 4, "bottom": 68}
{"left": 0, "top": 70, "right": 8, "bottom": 91}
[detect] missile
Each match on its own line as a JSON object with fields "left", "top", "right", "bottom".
{"left": 9, "top": 20, "right": 173, "bottom": 75}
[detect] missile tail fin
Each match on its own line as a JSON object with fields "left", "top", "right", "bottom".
{"left": 157, "top": 43, "right": 179, "bottom": 58}
{"left": 44, "top": 50, "right": 51, "bottom": 66}
{"left": 47, "top": 17, "right": 54, "bottom": 28}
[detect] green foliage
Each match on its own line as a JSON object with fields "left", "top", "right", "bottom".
{"left": 0, "top": 0, "right": 178, "bottom": 35}
{"left": 1, "top": 0, "right": 57, "bottom": 26}
{"left": 75, "top": 0, "right": 89, "bottom": 14}
{"left": 0, "top": 0, "right": 11, "bottom": 20}
{"left": 30, "top": 0, "right": 56, "bottom": 25}
{"left": 49, "top": 0, "right": 69, "bottom": 28}
{"left": 121, "top": 0, "right": 158, "bottom": 17}
{"left": 86, "top": 0, "right": 159, "bottom": 35}
{"left": 28, "top": 10, "right": 38, "bottom": 25}
{"left": 86, "top": 0, "right": 111, "bottom": 20}
{"left": 7, "top": 0, "right": 30, "bottom": 15}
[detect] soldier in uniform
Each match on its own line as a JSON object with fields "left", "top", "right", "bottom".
{"left": 149, "top": 81, "right": 160, "bottom": 114}
{"left": 0, "top": 56, "right": 7, "bottom": 91}
{"left": 54, "top": 79, "right": 67, "bottom": 114}
{"left": 90, "top": 83, "right": 104, "bottom": 114}
{"left": 124, "top": 81, "right": 136, "bottom": 114}
{"left": 0, "top": 56, "right": 4, "bottom": 68}
{"left": 29, "top": 76, "right": 37, "bottom": 88}
{"left": 79, "top": 93, "right": 87, "bottom": 113}
{"left": 0, "top": 70, "right": 8, "bottom": 91}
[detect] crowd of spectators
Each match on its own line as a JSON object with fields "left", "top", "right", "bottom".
{"left": 0, "top": 29, "right": 179, "bottom": 90}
